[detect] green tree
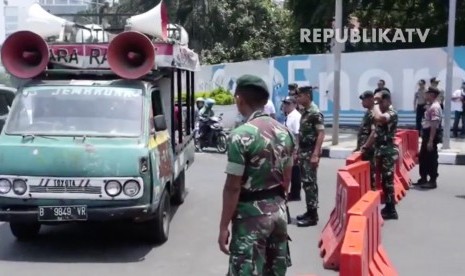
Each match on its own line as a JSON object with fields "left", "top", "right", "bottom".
{"left": 114, "top": 0, "right": 293, "bottom": 64}
{"left": 287, "top": 0, "right": 465, "bottom": 54}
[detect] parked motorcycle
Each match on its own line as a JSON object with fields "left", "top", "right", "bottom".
{"left": 194, "top": 113, "right": 228, "bottom": 153}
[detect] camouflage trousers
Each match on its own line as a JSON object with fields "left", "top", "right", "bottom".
{"left": 376, "top": 154, "right": 397, "bottom": 204}
{"left": 299, "top": 158, "right": 319, "bottom": 209}
{"left": 361, "top": 149, "right": 376, "bottom": 190}
{"left": 228, "top": 204, "right": 290, "bottom": 276}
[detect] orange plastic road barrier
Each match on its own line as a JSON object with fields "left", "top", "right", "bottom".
{"left": 393, "top": 174, "right": 407, "bottom": 203}
{"left": 319, "top": 171, "right": 362, "bottom": 270}
{"left": 339, "top": 160, "right": 371, "bottom": 195}
{"left": 394, "top": 137, "right": 412, "bottom": 190}
{"left": 407, "top": 129, "right": 419, "bottom": 165}
{"left": 397, "top": 129, "right": 417, "bottom": 170}
{"left": 346, "top": 151, "right": 363, "bottom": 165}
{"left": 340, "top": 191, "right": 398, "bottom": 276}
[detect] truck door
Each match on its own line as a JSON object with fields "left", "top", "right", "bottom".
{"left": 149, "top": 88, "right": 174, "bottom": 202}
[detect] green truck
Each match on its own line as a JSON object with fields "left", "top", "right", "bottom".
{"left": 0, "top": 3, "right": 199, "bottom": 244}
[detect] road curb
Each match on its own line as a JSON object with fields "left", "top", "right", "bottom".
{"left": 321, "top": 147, "right": 465, "bottom": 165}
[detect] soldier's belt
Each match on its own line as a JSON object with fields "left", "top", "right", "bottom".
{"left": 239, "top": 186, "right": 285, "bottom": 202}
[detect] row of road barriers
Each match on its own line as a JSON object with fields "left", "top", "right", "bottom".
{"left": 313, "top": 129, "right": 419, "bottom": 276}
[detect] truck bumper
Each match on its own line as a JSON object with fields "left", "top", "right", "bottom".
{"left": 0, "top": 205, "right": 154, "bottom": 223}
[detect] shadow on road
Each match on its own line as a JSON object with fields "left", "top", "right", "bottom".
{"left": 0, "top": 204, "right": 181, "bottom": 264}
{"left": 455, "top": 195, "right": 465, "bottom": 200}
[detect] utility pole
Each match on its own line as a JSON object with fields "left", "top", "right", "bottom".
{"left": 442, "top": 0, "right": 457, "bottom": 149}
{"left": 332, "top": 0, "right": 342, "bottom": 145}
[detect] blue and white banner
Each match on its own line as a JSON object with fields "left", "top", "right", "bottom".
{"left": 196, "top": 47, "right": 465, "bottom": 126}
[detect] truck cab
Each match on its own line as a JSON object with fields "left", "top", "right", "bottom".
{"left": 0, "top": 2, "right": 199, "bottom": 244}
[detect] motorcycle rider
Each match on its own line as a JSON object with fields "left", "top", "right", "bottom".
{"left": 195, "top": 97, "right": 205, "bottom": 120}
{"left": 198, "top": 98, "right": 216, "bottom": 146}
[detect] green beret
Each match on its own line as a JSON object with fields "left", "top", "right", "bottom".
{"left": 235, "top": 74, "right": 269, "bottom": 96}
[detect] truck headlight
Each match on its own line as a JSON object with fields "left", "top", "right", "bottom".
{"left": 105, "top": 180, "right": 122, "bottom": 197}
{"left": 123, "top": 180, "right": 140, "bottom": 197}
{"left": 0, "top": 179, "right": 11, "bottom": 194}
{"left": 12, "top": 179, "right": 27, "bottom": 195}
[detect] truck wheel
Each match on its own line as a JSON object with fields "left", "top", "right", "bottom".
{"left": 144, "top": 188, "right": 170, "bottom": 244}
{"left": 10, "top": 222, "right": 41, "bottom": 241}
{"left": 171, "top": 170, "right": 185, "bottom": 205}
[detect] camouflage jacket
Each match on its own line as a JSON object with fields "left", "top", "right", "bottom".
{"left": 374, "top": 106, "right": 398, "bottom": 157}
{"left": 298, "top": 102, "right": 324, "bottom": 156}
{"left": 356, "top": 109, "right": 374, "bottom": 151}
{"left": 225, "top": 110, "right": 296, "bottom": 219}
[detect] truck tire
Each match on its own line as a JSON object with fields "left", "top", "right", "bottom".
{"left": 10, "top": 222, "right": 41, "bottom": 241}
{"left": 171, "top": 170, "right": 185, "bottom": 205}
{"left": 144, "top": 187, "right": 170, "bottom": 244}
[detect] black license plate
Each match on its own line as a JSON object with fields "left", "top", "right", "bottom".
{"left": 38, "top": 205, "right": 88, "bottom": 222}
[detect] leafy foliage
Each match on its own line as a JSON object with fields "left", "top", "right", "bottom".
{"left": 288, "top": 0, "right": 465, "bottom": 54}
{"left": 95, "top": 0, "right": 465, "bottom": 60}
{"left": 177, "top": 87, "right": 235, "bottom": 105}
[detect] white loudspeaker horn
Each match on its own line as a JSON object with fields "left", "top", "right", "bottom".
{"left": 126, "top": 0, "right": 168, "bottom": 40}
{"left": 22, "top": 3, "right": 73, "bottom": 38}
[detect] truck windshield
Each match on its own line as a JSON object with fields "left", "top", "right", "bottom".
{"left": 4, "top": 86, "right": 143, "bottom": 137}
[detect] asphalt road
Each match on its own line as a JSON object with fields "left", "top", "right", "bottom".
{"left": 0, "top": 154, "right": 463, "bottom": 276}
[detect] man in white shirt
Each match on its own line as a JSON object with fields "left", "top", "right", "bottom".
{"left": 282, "top": 96, "right": 302, "bottom": 201}
{"left": 452, "top": 81, "right": 465, "bottom": 137}
{"left": 264, "top": 99, "right": 276, "bottom": 119}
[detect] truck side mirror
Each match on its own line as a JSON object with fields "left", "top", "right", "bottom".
{"left": 154, "top": 115, "right": 167, "bottom": 131}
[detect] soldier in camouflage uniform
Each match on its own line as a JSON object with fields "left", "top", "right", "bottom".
{"left": 372, "top": 90, "right": 399, "bottom": 220}
{"left": 294, "top": 86, "right": 325, "bottom": 227}
{"left": 356, "top": 90, "right": 376, "bottom": 190}
{"left": 218, "top": 75, "right": 295, "bottom": 276}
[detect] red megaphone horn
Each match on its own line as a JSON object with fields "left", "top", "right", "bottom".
{"left": 0, "top": 31, "right": 49, "bottom": 79}
{"left": 107, "top": 31, "right": 156, "bottom": 79}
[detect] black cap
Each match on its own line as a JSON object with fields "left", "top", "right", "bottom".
{"left": 297, "top": 86, "right": 313, "bottom": 94}
{"left": 426, "top": 86, "right": 440, "bottom": 95}
{"left": 235, "top": 74, "right": 269, "bottom": 96}
{"left": 430, "top": 77, "right": 439, "bottom": 83}
{"left": 378, "top": 90, "right": 391, "bottom": 99}
{"left": 359, "top": 90, "right": 374, "bottom": 100}
{"left": 282, "top": 96, "right": 297, "bottom": 104}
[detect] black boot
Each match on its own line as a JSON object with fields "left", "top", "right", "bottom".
{"left": 413, "top": 177, "right": 427, "bottom": 186}
{"left": 381, "top": 203, "right": 398, "bottom": 220}
{"left": 296, "top": 211, "right": 310, "bottom": 221}
{"left": 421, "top": 179, "right": 437, "bottom": 189}
{"left": 297, "top": 208, "right": 318, "bottom": 227}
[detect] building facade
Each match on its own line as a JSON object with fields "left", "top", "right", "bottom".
{"left": 1, "top": 0, "right": 36, "bottom": 44}
{"left": 38, "top": 0, "right": 89, "bottom": 15}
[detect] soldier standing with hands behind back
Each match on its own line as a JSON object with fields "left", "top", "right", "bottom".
{"left": 294, "top": 86, "right": 325, "bottom": 227}
{"left": 218, "top": 75, "right": 295, "bottom": 275}
{"left": 370, "top": 90, "right": 399, "bottom": 220}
